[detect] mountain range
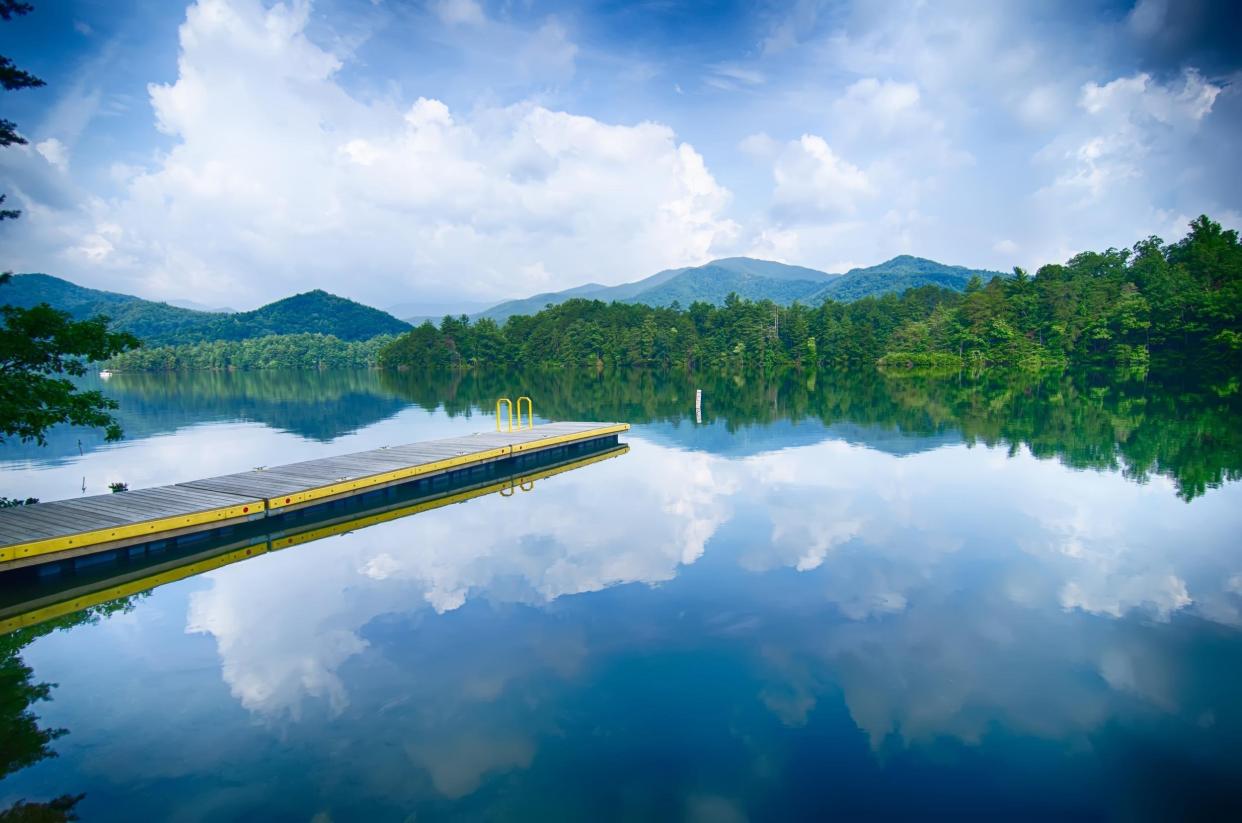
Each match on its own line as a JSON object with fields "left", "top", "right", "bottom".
{"left": 471, "top": 255, "right": 1007, "bottom": 323}
{"left": 1, "top": 274, "right": 411, "bottom": 346}
{"left": 2, "top": 253, "right": 1006, "bottom": 344}
{"left": 385, "top": 298, "right": 495, "bottom": 325}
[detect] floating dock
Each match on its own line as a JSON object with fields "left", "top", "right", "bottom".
{"left": 0, "top": 421, "right": 628, "bottom": 573}
{"left": 0, "top": 442, "right": 629, "bottom": 634}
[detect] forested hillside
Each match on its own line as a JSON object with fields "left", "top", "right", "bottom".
{"left": 106, "top": 333, "right": 396, "bottom": 371}
{"left": 472, "top": 254, "right": 999, "bottom": 321}
{"left": 809, "top": 256, "right": 1007, "bottom": 301}
{"left": 197, "top": 291, "right": 409, "bottom": 342}
{"left": 474, "top": 257, "right": 836, "bottom": 321}
{"left": 632, "top": 263, "right": 826, "bottom": 307}
{"left": 3, "top": 276, "right": 410, "bottom": 345}
{"left": 379, "top": 216, "right": 1241, "bottom": 378}
{"left": 3, "top": 274, "right": 213, "bottom": 343}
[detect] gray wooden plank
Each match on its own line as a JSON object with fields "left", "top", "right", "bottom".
{"left": 179, "top": 478, "right": 303, "bottom": 497}
{"left": 122, "top": 485, "right": 254, "bottom": 507}
{"left": 259, "top": 463, "right": 366, "bottom": 479}
{"left": 387, "top": 441, "right": 481, "bottom": 454}
{"left": 300, "top": 456, "right": 409, "bottom": 472}
{"left": 383, "top": 446, "right": 490, "bottom": 461}
{"left": 183, "top": 476, "right": 308, "bottom": 494}
{"left": 28, "top": 503, "right": 138, "bottom": 528}
{"left": 256, "top": 466, "right": 400, "bottom": 486}
{"left": 0, "top": 519, "right": 65, "bottom": 542}
{"left": 184, "top": 473, "right": 332, "bottom": 495}
{"left": 273, "top": 464, "right": 389, "bottom": 481}
{"left": 53, "top": 499, "right": 175, "bottom": 522}
{"left": 55, "top": 491, "right": 249, "bottom": 521}
{"left": 0, "top": 504, "right": 107, "bottom": 530}
{"left": 86, "top": 493, "right": 222, "bottom": 516}
{"left": 0, "top": 519, "right": 92, "bottom": 543}
{"left": 168, "top": 487, "right": 260, "bottom": 506}
{"left": 320, "top": 453, "right": 415, "bottom": 466}
{"left": 261, "top": 460, "right": 401, "bottom": 479}
{"left": 69, "top": 492, "right": 190, "bottom": 513}
{"left": 1, "top": 506, "right": 125, "bottom": 533}
{"left": 253, "top": 467, "right": 360, "bottom": 483}
{"left": 68, "top": 500, "right": 179, "bottom": 521}
{"left": 0, "top": 520, "right": 41, "bottom": 541}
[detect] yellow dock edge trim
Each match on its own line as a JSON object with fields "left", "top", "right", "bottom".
{"left": 0, "top": 542, "right": 269, "bottom": 636}
{"left": 265, "top": 445, "right": 514, "bottom": 510}
{"left": 513, "top": 444, "right": 628, "bottom": 485}
{"left": 0, "top": 500, "right": 267, "bottom": 564}
{"left": 511, "top": 423, "right": 630, "bottom": 453}
{"left": 271, "top": 446, "right": 629, "bottom": 552}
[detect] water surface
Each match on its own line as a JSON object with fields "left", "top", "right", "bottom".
{"left": 2, "top": 369, "right": 1240, "bottom": 820}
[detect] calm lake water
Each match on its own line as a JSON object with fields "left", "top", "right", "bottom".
{"left": 2, "top": 369, "right": 1241, "bottom": 821}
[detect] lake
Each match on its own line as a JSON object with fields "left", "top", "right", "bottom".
{"left": 2, "top": 368, "right": 1241, "bottom": 820}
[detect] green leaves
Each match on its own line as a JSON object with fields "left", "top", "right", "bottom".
{"left": 882, "top": 216, "right": 1239, "bottom": 374}
{"left": 0, "top": 300, "right": 139, "bottom": 444}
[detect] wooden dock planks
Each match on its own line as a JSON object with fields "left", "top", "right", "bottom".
{"left": 0, "top": 421, "right": 628, "bottom": 569}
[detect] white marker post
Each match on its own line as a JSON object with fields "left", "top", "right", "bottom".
{"left": 695, "top": 389, "right": 702, "bottom": 424}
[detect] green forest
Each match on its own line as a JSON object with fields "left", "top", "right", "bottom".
{"left": 105, "top": 333, "right": 395, "bottom": 372}
{"left": 378, "top": 216, "right": 1241, "bottom": 378}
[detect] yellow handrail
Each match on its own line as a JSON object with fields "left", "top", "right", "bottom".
{"left": 495, "top": 398, "right": 513, "bottom": 432}
{"left": 497, "top": 396, "right": 534, "bottom": 431}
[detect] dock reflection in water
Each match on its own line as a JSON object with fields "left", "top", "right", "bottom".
{"left": 0, "top": 442, "right": 629, "bottom": 635}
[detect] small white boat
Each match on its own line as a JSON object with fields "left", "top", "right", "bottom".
{"left": 99, "top": 370, "right": 113, "bottom": 379}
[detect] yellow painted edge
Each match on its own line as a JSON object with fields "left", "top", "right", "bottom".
{"left": 271, "top": 445, "right": 629, "bottom": 551}
{"left": 511, "top": 423, "right": 630, "bottom": 453}
{"left": 0, "top": 499, "right": 267, "bottom": 563}
{"left": 265, "top": 445, "right": 514, "bottom": 510}
{"left": 512, "top": 444, "right": 628, "bottom": 486}
{"left": 0, "top": 542, "right": 269, "bottom": 636}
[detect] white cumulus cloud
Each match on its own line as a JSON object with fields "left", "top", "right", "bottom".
{"left": 34, "top": 138, "right": 69, "bottom": 171}
{"left": 772, "top": 135, "right": 872, "bottom": 222}
{"left": 5, "top": 0, "right": 736, "bottom": 309}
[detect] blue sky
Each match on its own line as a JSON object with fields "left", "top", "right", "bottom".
{"left": 1, "top": 0, "right": 1239, "bottom": 310}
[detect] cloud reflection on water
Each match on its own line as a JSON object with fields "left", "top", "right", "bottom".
{"left": 182, "top": 430, "right": 1241, "bottom": 762}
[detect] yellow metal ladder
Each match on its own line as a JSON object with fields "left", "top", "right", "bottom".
{"left": 495, "top": 396, "right": 534, "bottom": 432}
{"left": 497, "top": 396, "right": 536, "bottom": 498}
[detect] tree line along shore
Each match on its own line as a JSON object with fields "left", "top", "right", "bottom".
{"left": 103, "top": 215, "right": 1240, "bottom": 380}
